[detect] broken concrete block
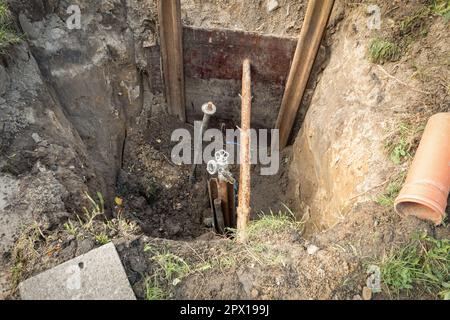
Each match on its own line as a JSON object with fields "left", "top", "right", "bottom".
{"left": 19, "top": 243, "right": 136, "bottom": 300}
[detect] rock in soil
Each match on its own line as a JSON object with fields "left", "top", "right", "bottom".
{"left": 362, "top": 287, "right": 373, "bottom": 301}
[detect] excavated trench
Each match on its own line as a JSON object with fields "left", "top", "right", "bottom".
{"left": 3, "top": 0, "right": 450, "bottom": 301}
{"left": 112, "top": 23, "right": 332, "bottom": 241}
{"left": 55, "top": 25, "right": 326, "bottom": 241}
{"left": 2, "top": 1, "right": 329, "bottom": 244}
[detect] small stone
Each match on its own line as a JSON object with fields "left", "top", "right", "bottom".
{"left": 362, "top": 286, "right": 373, "bottom": 300}
{"left": 267, "top": 0, "right": 279, "bottom": 12}
{"left": 353, "top": 295, "right": 362, "bottom": 300}
{"left": 32, "top": 133, "right": 42, "bottom": 143}
{"left": 251, "top": 289, "right": 259, "bottom": 298}
{"left": 307, "top": 244, "right": 320, "bottom": 255}
{"left": 175, "top": 203, "right": 182, "bottom": 210}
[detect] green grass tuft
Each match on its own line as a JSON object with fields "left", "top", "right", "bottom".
{"left": 380, "top": 233, "right": 450, "bottom": 299}
{"left": 430, "top": 0, "right": 450, "bottom": 22}
{"left": 377, "top": 176, "right": 404, "bottom": 207}
{"left": 152, "top": 251, "right": 190, "bottom": 283}
{"left": 385, "top": 122, "right": 425, "bottom": 165}
{"left": 246, "top": 204, "right": 304, "bottom": 240}
{"left": 369, "top": 38, "right": 402, "bottom": 64}
{"left": 145, "top": 276, "right": 167, "bottom": 300}
{"left": 94, "top": 232, "right": 110, "bottom": 245}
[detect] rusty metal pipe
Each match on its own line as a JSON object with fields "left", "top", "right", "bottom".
{"left": 237, "top": 58, "right": 252, "bottom": 242}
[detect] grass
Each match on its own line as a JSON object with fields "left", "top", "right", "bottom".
{"left": 377, "top": 173, "right": 405, "bottom": 207}
{"left": 0, "top": 0, "right": 20, "bottom": 54}
{"left": 142, "top": 206, "right": 302, "bottom": 300}
{"left": 63, "top": 219, "right": 78, "bottom": 236}
{"left": 66, "top": 192, "right": 139, "bottom": 240}
{"left": 385, "top": 122, "right": 425, "bottom": 165}
{"left": 143, "top": 249, "right": 191, "bottom": 300}
{"left": 246, "top": 204, "right": 305, "bottom": 240}
{"left": 368, "top": 38, "right": 402, "bottom": 64}
{"left": 152, "top": 251, "right": 191, "bottom": 283}
{"left": 380, "top": 232, "right": 450, "bottom": 299}
{"left": 94, "top": 232, "right": 110, "bottom": 245}
{"left": 8, "top": 192, "right": 140, "bottom": 294}
{"left": 399, "top": 6, "right": 432, "bottom": 36}
{"left": 10, "top": 222, "right": 45, "bottom": 287}
{"left": 431, "top": 0, "right": 450, "bottom": 21}
{"left": 369, "top": 1, "right": 449, "bottom": 64}
{"left": 145, "top": 276, "right": 167, "bottom": 300}
{"left": 400, "top": 0, "right": 450, "bottom": 35}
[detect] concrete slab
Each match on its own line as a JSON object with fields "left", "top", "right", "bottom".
{"left": 19, "top": 243, "right": 136, "bottom": 300}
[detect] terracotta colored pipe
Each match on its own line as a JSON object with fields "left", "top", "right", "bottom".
{"left": 395, "top": 113, "right": 450, "bottom": 225}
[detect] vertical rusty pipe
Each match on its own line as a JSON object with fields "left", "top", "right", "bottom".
{"left": 237, "top": 58, "right": 252, "bottom": 242}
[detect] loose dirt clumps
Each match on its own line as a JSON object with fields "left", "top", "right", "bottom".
{"left": 119, "top": 111, "right": 210, "bottom": 240}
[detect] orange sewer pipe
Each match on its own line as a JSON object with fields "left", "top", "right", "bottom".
{"left": 395, "top": 113, "right": 450, "bottom": 225}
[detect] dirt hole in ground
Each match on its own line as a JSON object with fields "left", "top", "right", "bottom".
{"left": 116, "top": 108, "right": 291, "bottom": 241}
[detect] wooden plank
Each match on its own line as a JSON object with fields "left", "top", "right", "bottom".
{"left": 147, "top": 26, "right": 299, "bottom": 128}
{"left": 183, "top": 27, "right": 297, "bottom": 128}
{"left": 183, "top": 27, "right": 297, "bottom": 85}
{"left": 158, "top": 0, "right": 186, "bottom": 121}
{"left": 275, "top": 0, "right": 335, "bottom": 148}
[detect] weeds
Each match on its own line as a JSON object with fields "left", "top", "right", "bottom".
{"left": 380, "top": 232, "right": 450, "bottom": 299}
{"left": 152, "top": 251, "right": 190, "bottom": 283}
{"left": 369, "top": 38, "right": 402, "bottom": 64}
{"left": 145, "top": 276, "right": 166, "bottom": 300}
{"left": 63, "top": 219, "right": 78, "bottom": 236}
{"left": 246, "top": 204, "right": 305, "bottom": 241}
{"left": 369, "top": 1, "right": 449, "bottom": 64}
{"left": 399, "top": 6, "right": 432, "bottom": 36}
{"left": 0, "top": 1, "right": 21, "bottom": 54}
{"left": 142, "top": 206, "right": 302, "bottom": 300}
{"left": 94, "top": 232, "right": 110, "bottom": 245}
{"left": 79, "top": 192, "right": 104, "bottom": 231}
{"left": 431, "top": 0, "right": 450, "bottom": 21}
{"left": 142, "top": 249, "right": 191, "bottom": 300}
{"left": 400, "top": 0, "right": 450, "bottom": 36}
{"left": 377, "top": 177, "right": 404, "bottom": 207}
{"left": 376, "top": 171, "right": 407, "bottom": 208}
{"left": 385, "top": 122, "right": 425, "bottom": 165}
{"left": 10, "top": 222, "right": 46, "bottom": 287}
